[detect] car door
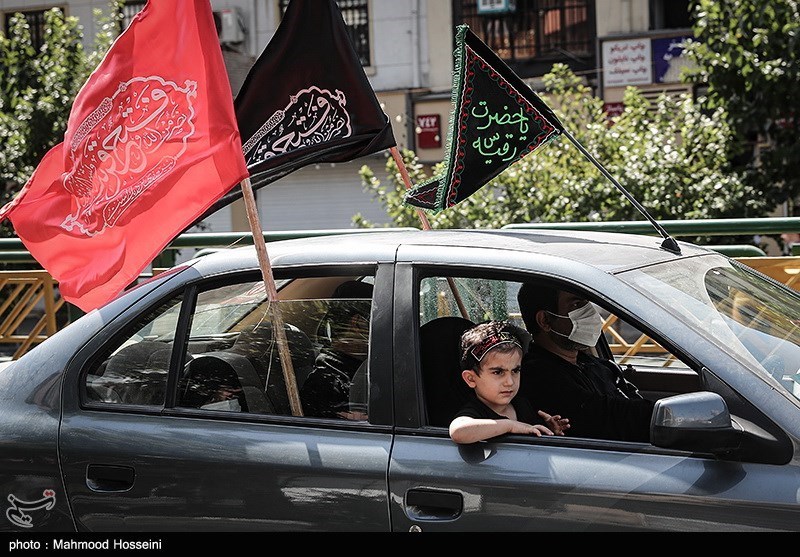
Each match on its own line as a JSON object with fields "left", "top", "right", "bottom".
{"left": 59, "top": 265, "right": 394, "bottom": 531}
{"left": 387, "top": 257, "right": 800, "bottom": 531}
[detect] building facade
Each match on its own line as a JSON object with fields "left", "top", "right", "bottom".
{"left": 0, "top": 0, "right": 696, "bottom": 235}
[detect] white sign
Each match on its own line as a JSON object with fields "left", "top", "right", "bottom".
{"left": 602, "top": 38, "right": 652, "bottom": 88}
{"left": 477, "top": 0, "right": 516, "bottom": 14}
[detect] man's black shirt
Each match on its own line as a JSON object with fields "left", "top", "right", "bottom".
{"left": 300, "top": 349, "right": 363, "bottom": 418}
{"left": 520, "top": 344, "right": 654, "bottom": 442}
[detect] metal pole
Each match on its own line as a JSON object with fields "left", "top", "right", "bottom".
{"left": 561, "top": 128, "right": 681, "bottom": 253}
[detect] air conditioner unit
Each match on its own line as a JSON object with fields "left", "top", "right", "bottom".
{"left": 214, "top": 8, "right": 246, "bottom": 44}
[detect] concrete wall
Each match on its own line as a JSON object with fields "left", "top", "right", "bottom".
{"left": 596, "top": 0, "right": 650, "bottom": 36}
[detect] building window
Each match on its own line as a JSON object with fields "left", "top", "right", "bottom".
{"left": 3, "top": 8, "right": 60, "bottom": 51}
{"left": 649, "top": 0, "right": 691, "bottom": 30}
{"left": 120, "top": 0, "right": 147, "bottom": 31}
{"left": 456, "top": 0, "right": 596, "bottom": 78}
{"left": 279, "top": 0, "right": 371, "bottom": 66}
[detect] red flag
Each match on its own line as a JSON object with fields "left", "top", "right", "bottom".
{"left": 0, "top": 0, "right": 247, "bottom": 312}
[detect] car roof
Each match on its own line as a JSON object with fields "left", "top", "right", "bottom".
{"left": 188, "top": 228, "right": 715, "bottom": 276}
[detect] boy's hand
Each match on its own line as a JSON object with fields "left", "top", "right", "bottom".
{"left": 538, "top": 410, "right": 570, "bottom": 436}
{"left": 509, "top": 421, "right": 553, "bottom": 436}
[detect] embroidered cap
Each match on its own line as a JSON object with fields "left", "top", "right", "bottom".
{"left": 469, "top": 331, "right": 523, "bottom": 362}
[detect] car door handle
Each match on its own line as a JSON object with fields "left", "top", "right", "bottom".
{"left": 405, "top": 488, "right": 463, "bottom": 520}
{"left": 86, "top": 464, "right": 135, "bottom": 492}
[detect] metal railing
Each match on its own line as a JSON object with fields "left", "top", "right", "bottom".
{"left": 502, "top": 219, "right": 800, "bottom": 255}
{"left": 0, "top": 219, "right": 797, "bottom": 360}
{"left": 503, "top": 217, "right": 800, "bottom": 363}
{"left": 0, "top": 228, "right": 416, "bottom": 359}
{"left": 501, "top": 216, "right": 800, "bottom": 236}
{"left": 0, "top": 271, "right": 64, "bottom": 359}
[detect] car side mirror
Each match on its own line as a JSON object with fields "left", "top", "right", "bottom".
{"left": 651, "top": 391, "right": 741, "bottom": 456}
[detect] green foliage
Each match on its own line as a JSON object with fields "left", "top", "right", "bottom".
{"left": 357, "top": 64, "right": 766, "bottom": 230}
{"left": 0, "top": 1, "right": 123, "bottom": 236}
{"left": 682, "top": 0, "right": 800, "bottom": 214}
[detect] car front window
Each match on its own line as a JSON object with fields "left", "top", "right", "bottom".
{"left": 619, "top": 254, "right": 800, "bottom": 401}
{"left": 83, "top": 295, "right": 184, "bottom": 406}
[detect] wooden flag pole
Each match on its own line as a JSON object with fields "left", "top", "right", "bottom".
{"left": 240, "top": 177, "right": 303, "bottom": 416}
{"left": 390, "top": 147, "right": 469, "bottom": 319}
{"left": 391, "top": 147, "right": 433, "bottom": 230}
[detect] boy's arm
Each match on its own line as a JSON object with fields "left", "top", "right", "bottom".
{"left": 449, "top": 416, "right": 552, "bottom": 444}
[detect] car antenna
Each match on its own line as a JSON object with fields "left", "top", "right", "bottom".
{"left": 561, "top": 128, "right": 682, "bottom": 254}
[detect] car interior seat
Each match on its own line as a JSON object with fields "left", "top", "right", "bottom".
{"left": 315, "top": 280, "right": 374, "bottom": 349}
{"left": 97, "top": 340, "right": 172, "bottom": 405}
{"left": 348, "top": 360, "right": 368, "bottom": 416}
{"left": 419, "top": 316, "right": 476, "bottom": 427}
{"left": 179, "top": 352, "right": 272, "bottom": 413}
{"left": 225, "top": 321, "right": 316, "bottom": 415}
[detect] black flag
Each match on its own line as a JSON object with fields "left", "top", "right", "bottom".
{"left": 202, "top": 0, "right": 395, "bottom": 216}
{"left": 404, "top": 25, "right": 563, "bottom": 213}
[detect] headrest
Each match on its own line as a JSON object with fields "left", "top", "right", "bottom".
{"left": 333, "top": 280, "right": 373, "bottom": 299}
{"left": 420, "top": 316, "right": 476, "bottom": 427}
{"left": 325, "top": 281, "right": 373, "bottom": 322}
{"left": 421, "top": 316, "right": 474, "bottom": 345}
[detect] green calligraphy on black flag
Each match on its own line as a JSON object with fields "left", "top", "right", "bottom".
{"left": 404, "top": 25, "right": 563, "bottom": 213}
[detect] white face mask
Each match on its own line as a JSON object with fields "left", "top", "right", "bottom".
{"left": 547, "top": 303, "right": 604, "bottom": 347}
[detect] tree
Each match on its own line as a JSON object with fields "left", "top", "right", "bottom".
{"left": 0, "top": 3, "right": 122, "bottom": 237}
{"left": 682, "top": 0, "right": 800, "bottom": 215}
{"left": 357, "top": 64, "right": 768, "bottom": 232}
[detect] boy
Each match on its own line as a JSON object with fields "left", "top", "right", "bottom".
{"left": 449, "top": 320, "right": 570, "bottom": 444}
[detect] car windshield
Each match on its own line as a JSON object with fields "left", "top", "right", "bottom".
{"left": 618, "top": 254, "right": 800, "bottom": 402}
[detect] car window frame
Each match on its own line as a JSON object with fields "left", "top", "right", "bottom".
{"left": 74, "top": 264, "right": 397, "bottom": 431}
{"left": 396, "top": 261, "right": 797, "bottom": 463}
{"left": 398, "top": 264, "right": 703, "bottom": 428}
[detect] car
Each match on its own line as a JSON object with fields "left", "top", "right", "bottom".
{"left": 2, "top": 228, "right": 799, "bottom": 532}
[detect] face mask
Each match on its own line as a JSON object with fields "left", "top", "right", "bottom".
{"left": 547, "top": 303, "right": 604, "bottom": 347}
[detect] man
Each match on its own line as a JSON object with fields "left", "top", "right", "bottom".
{"left": 781, "top": 232, "right": 800, "bottom": 255}
{"left": 516, "top": 283, "right": 654, "bottom": 442}
{"left": 300, "top": 280, "right": 372, "bottom": 420}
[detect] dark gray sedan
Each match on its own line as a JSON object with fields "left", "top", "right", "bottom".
{"left": 2, "top": 229, "right": 799, "bottom": 531}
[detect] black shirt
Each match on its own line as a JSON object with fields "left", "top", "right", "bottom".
{"left": 454, "top": 394, "right": 546, "bottom": 427}
{"left": 520, "top": 344, "right": 654, "bottom": 442}
{"left": 300, "top": 349, "right": 363, "bottom": 418}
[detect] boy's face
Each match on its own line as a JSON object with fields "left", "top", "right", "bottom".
{"left": 462, "top": 347, "right": 523, "bottom": 409}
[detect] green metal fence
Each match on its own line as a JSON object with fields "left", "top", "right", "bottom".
{"left": 501, "top": 217, "right": 800, "bottom": 257}
{"left": 1, "top": 217, "right": 798, "bottom": 264}
{"left": 0, "top": 218, "right": 798, "bottom": 359}
{"left": 0, "top": 227, "right": 422, "bottom": 263}
{"left": 501, "top": 216, "right": 800, "bottom": 236}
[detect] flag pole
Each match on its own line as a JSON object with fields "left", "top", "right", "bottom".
{"left": 240, "top": 177, "right": 304, "bottom": 416}
{"left": 391, "top": 147, "right": 433, "bottom": 230}
{"left": 390, "top": 147, "right": 470, "bottom": 319}
{"left": 560, "top": 129, "right": 681, "bottom": 254}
